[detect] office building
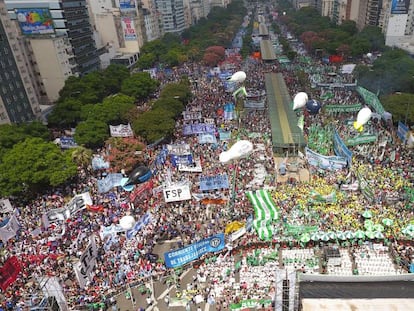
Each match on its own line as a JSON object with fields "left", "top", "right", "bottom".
{"left": 0, "top": 1, "right": 40, "bottom": 124}
{"left": 155, "top": 0, "right": 186, "bottom": 34}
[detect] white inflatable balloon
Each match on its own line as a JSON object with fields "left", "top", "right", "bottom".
{"left": 293, "top": 92, "right": 308, "bottom": 110}
{"left": 119, "top": 215, "right": 136, "bottom": 230}
{"left": 353, "top": 107, "right": 372, "bottom": 132}
{"left": 219, "top": 140, "right": 253, "bottom": 163}
{"left": 228, "top": 71, "right": 247, "bottom": 83}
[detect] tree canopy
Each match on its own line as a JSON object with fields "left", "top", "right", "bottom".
{"left": 120, "top": 72, "right": 160, "bottom": 100}
{"left": 0, "top": 138, "right": 77, "bottom": 197}
{"left": 74, "top": 119, "right": 110, "bottom": 149}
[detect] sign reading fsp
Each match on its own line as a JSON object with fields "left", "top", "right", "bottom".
{"left": 163, "top": 185, "right": 191, "bottom": 202}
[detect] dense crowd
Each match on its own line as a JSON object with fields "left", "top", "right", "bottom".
{"left": 0, "top": 18, "right": 413, "bottom": 311}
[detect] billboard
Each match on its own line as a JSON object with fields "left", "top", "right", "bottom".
{"left": 391, "top": 0, "right": 410, "bottom": 14}
{"left": 121, "top": 17, "right": 137, "bottom": 41}
{"left": 16, "top": 8, "right": 55, "bottom": 35}
{"left": 119, "top": 0, "right": 136, "bottom": 11}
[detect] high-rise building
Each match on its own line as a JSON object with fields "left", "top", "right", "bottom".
{"left": 5, "top": 0, "right": 101, "bottom": 76}
{"left": 155, "top": 0, "right": 186, "bottom": 33}
{"left": 0, "top": 1, "right": 40, "bottom": 124}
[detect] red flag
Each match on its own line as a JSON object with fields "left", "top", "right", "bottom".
{"left": 0, "top": 256, "right": 21, "bottom": 291}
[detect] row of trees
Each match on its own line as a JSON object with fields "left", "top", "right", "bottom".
{"left": 275, "top": 1, "right": 414, "bottom": 118}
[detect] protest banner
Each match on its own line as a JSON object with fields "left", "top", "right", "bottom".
{"left": 164, "top": 233, "right": 225, "bottom": 268}
{"left": 74, "top": 236, "right": 98, "bottom": 288}
{"left": 109, "top": 124, "right": 134, "bottom": 137}
{"left": 163, "top": 184, "right": 192, "bottom": 203}
{"left": 199, "top": 174, "right": 229, "bottom": 191}
{"left": 0, "top": 256, "right": 21, "bottom": 291}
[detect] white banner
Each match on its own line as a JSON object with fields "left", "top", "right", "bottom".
{"left": 163, "top": 185, "right": 192, "bottom": 202}
{"left": 74, "top": 236, "right": 98, "bottom": 288}
{"left": 229, "top": 226, "right": 246, "bottom": 242}
{"left": 167, "top": 144, "right": 191, "bottom": 155}
{"left": 178, "top": 159, "right": 202, "bottom": 173}
{"left": 0, "top": 198, "right": 13, "bottom": 214}
{"left": 42, "top": 192, "right": 92, "bottom": 227}
{"left": 0, "top": 213, "right": 20, "bottom": 243}
{"left": 182, "top": 111, "right": 202, "bottom": 120}
{"left": 109, "top": 124, "right": 134, "bottom": 137}
{"left": 204, "top": 118, "right": 215, "bottom": 125}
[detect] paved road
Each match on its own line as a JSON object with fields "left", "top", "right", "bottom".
{"left": 114, "top": 238, "right": 217, "bottom": 311}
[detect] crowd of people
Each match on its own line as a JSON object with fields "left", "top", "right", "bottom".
{"left": 0, "top": 13, "right": 413, "bottom": 311}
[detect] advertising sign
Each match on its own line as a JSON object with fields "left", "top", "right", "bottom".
{"left": 121, "top": 17, "right": 137, "bottom": 41}
{"left": 119, "top": 0, "right": 136, "bottom": 11}
{"left": 164, "top": 233, "right": 225, "bottom": 268}
{"left": 391, "top": 0, "right": 410, "bottom": 14}
{"left": 16, "top": 8, "right": 55, "bottom": 35}
{"left": 163, "top": 184, "right": 192, "bottom": 202}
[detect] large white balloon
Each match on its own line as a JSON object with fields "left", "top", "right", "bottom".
{"left": 353, "top": 107, "right": 372, "bottom": 132}
{"left": 219, "top": 140, "right": 253, "bottom": 163}
{"left": 293, "top": 92, "right": 308, "bottom": 110}
{"left": 228, "top": 71, "right": 247, "bottom": 83}
{"left": 119, "top": 215, "right": 136, "bottom": 230}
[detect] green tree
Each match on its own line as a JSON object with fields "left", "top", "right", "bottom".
{"left": 135, "top": 53, "right": 157, "bottom": 69}
{"left": 47, "top": 98, "right": 83, "bottom": 128}
{"left": 381, "top": 93, "right": 414, "bottom": 125}
{"left": 74, "top": 119, "right": 109, "bottom": 149}
{"left": 70, "top": 146, "right": 93, "bottom": 169}
{"left": 0, "top": 138, "right": 77, "bottom": 197}
{"left": 120, "top": 72, "right": 160, "bottom": 100}
{"left": 152, "top": 98, "right": 184, "bottom": 118}
{"left": 102, "top": 64, "right": 131, "bottom": 94}
{"left": 80, "top": 94, "right": 135, "bottom": 124}
{"left": 132, "top": 109, "right": 175, "bottom": 143}
{"left": 159, "top": 81, "right": 192, "bottom": 104}
{"left": 0, "top": 122, "right": 50, "bottom": 161}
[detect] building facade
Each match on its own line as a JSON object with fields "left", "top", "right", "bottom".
{"left": 0, "top": 1, "right": 40, "bottom": 124}
{"left": 155, "top": 0, "right": 186, "bottom": 34}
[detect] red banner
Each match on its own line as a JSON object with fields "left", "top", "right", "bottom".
{"left": 0, "top": 256, "right": 21, "bottom": 291}
{"left": 129, "top": 180, "right": 153, "bottom": 202}
{"left": 329, "top": 55, "right": 343, "bottom": 63}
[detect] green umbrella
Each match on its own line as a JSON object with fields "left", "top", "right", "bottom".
{"left": 362, "top": 210, "right": 372, "bottom": 218}
{"left": 402, "top": 225, "right": 414, "bottom": 238}
{"left": 372, "top": 224, "right": 384, "bottom": 232}
{"left": 354, "top": 230, "right": 365, "bottom": 239}
{"left": 344, "top": 231, "right": 355, "bottom": 240}
{"left": 364, "top": 219, "right": 374, "bottom": 230}
{"left": 319, "top": 232, "right": 330, "bottom": 241}
{"left": 310, "top": 232, "right": 320, "bottom": 241}
{"left": 336, "top": 232, "right": 347, "bottom": 240}
{"left": 365, "top": 230, "right": 375, "bottom": 239}
{"left": 382, "top": 218, "right": 393, "bottom": 227}
{"left": 300, "top": 233, "right": 311, "bottom": 243}
{"left": 374, "top": 231, "right": 384, "bottom": 239}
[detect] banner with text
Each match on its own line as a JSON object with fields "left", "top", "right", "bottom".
{"left": 109, "top": 124, "right": 134, "bottom": 137}
{"left": 167, "top": 144, "right": 191, "bottom": 156}
{"left": 305, "top": 147, "right": 348, "bottom": 171}
{"left": 0, "top": 256, "right": 21, "bottom": 291}
{"left": 0, "top": 198, "right": 13, "bottom": 214}
{"left": 182, "top": 111, "right": 202, "bottom": 121}
{"left": 346, "top": 134, "right": 377, "bottom": 146}
{"left": 199, "top": 174, "right": 229, "bottom": 191}
{"left": 164, "top": 233, "right": 225, "bottom": 268}
{"left": 198, "top": 133, "right": 217, "bottom": 144}
{"left": 163, "top": 184, "right": 192, "bottom": 203}
{"left": 178, "top": 159, "right": 202, "bottom": 173}
{"left": 126, "top": 213, "right": 152, "bottom": 239}
{"left": 74, "top": 236, "right": 98, "bottom": 288}
{"left": 129, "top": 180, "right": 153, "bottom": 202}
{"left": 183, "top": 123, "right": 216, "bottom": 135}
{"left": 397, "top": 121, "right": 409, "bottom": 144}
{"left": 356, "top": 86, "right": 385, "bottom": 115}
{"left": 325, "top": 103, "right": 362, "bottom": 113}
{"left": 0, "top": 213, "right": 20, "bottom": 244}
{"left": 171, "top": 154, "right": 193, "bottom": 167}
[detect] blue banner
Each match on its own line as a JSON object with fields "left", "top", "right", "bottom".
{"left": 97, "top": 173, "right": 124, "bottom": 193}
{"left": 60, "top": 136, "right": 77, "bottom": 149}
{"left": 164, "top": 233, "right": 225, "bottom": 268}
{"left": 397, "top": 121, "right": 409, "bottom": 143}
{"left": 171, "top": 154, "right": 193, "bottom": 167}
{"left": 333, "top": 130, "right": 352, "bottom": 167}
{"left": 198, "top": 133, "right": 217, "bottom": 144}
{"left": 183, "top": 124, "right": 216, "bottom": 135}
{"left": 224, "top": 103, "right": 235, "bottom": 120}
{"left": 219, "top": 129, "right": 232, "bottom": 140}
{"left": 199, "top": 174, "right": 229, "bottom": 191}
{"left": 92, "top": 156, "right": 110, "bottom": 170}
{"left": 126, "top": 213, "right": 151, "bottom": 239}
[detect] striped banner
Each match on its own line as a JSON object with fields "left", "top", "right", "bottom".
{"left": 247, "top": 190, "right": 278, "bottom": 241}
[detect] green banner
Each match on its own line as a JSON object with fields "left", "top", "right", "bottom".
{"left": 309, "top": 190, "right": 337, "bottom": 204}
{"left": 357, "top": 86, "right": 385, "bottom": 114}
{"left": 284, "top": 223, "right": 318, "bottom": 236}
{"left": 346, "top": 134, "right": 377, "bottom": 146}
{"left": 325, "top": 103, "right": 362, "bottom": 113}
{"left": 230, "top": 299, "right": 272, "bottom": 310}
